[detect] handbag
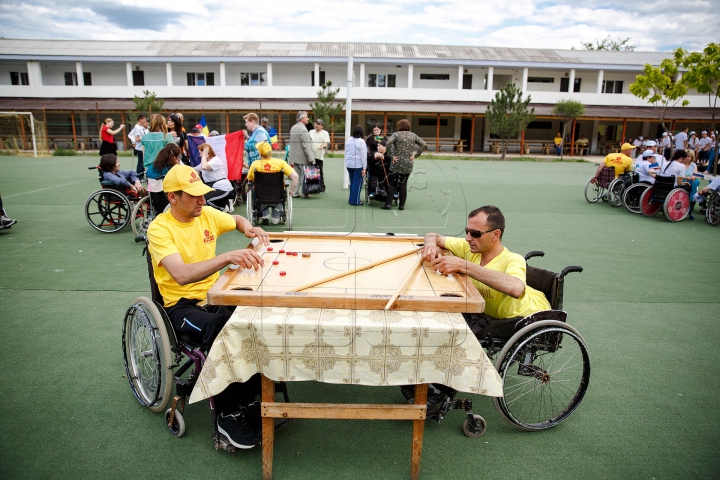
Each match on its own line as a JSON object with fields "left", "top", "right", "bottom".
{"left": 303, "top": 164, "right": 321, "bottom": 182}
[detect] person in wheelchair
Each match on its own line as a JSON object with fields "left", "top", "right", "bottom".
{"left": 422, "top": 205, "right": 551, "bottom": 341}
{"left": 147, "top": 164, "right": 270, "bottom": 450}
{"left": 635, "top": 149, "right": 660, "bottom": 184}
{"left": 195, "top": 143, "right": 235, "bottom": 212}
{"left": 653, "top": 150, "right": 691, "bottom": 189}
{"left": 590, "top": 143, "right": 635, "bottom": 184}
{"left": 367, "top": 140, "right": 393, "bottom": 202}
{"left": 98, "top": 154, "right": 147, "bottom": 197}
{"left": 695, "top": 177, "right": 720, "bottom": 213}
{"left": 246, "top": 141, "right": 298, "bottom": 225}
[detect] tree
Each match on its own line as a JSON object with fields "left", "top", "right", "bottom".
{"left": 629, "top": 58, "right": 689, "bottom": 137}
{"left": 678, "top": 43, "right": 720, "bottom": 175}
{"left": 551, "top": 100, "right": 586, "bottom": 160}
{"left": 309, "top": 81, "right": 345, "bottom": 152}
{"left": 486, "top": 83, "right": 535, "bottom": 160}
{"left": 575, "top": 36, "right": 635, "bottom": 51}
{"left": 128, "top": 90, "right": 165, "bottom": 126}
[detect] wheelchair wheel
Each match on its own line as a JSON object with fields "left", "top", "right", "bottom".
{"left": 122, "top": 297, "right": 175, "bottom": 413}
{"left": 131, "top": 195, "right": 153, "bottom": 237}
{"left": 165, "top": 408, "right": 186, "bottom": 437}
{"left": 85, "top": 189, "right": 132, "bottom": 233}
{"left": 584, "top": 178, "right": 605, "bottom": 203}
{"left": 286, "top": 190, "right": 293, "bottom": 230}
{"left": 493, "top": 320, "right": 590, "bottom": 431}
{"left": 462, "top": 414, "right": 486, "bottom": 438}
{"left": 622, "top": 183, "right": 648, "bottom": 214}
{"left": 640, "top": 186, "right": 662, "bottom": 217}
{"left": 607, "top": 178, "right": 625, "bottom": 207}
{"left": 706, "top": 192, "right": 720, "bottom": 226}
{"left": 663, "top": 188, "right": 690, "bottom": 222}
{"left": 246, "top": 189, "right": 254, "bottom": 225}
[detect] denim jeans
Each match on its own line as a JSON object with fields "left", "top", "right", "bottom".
{"left": 347, "top": 167, "right": 363, "bottom": 205}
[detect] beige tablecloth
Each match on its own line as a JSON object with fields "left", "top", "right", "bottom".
{"left": 189, "top": 306, "right": 503, "bottom": 403}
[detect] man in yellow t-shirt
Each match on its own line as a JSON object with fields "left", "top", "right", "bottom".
{"left": 553, "top": 132, "right": 563, "bottom": 155}
{"left": 422, "top": 205, "right": 551, "bottom": 340}
{"left": 247, "top": 141, "right": 298, "bottom": 225}
{"left": 147, "top": 163, "right": 270, "bottom": 450}
{"left": 591, "top": 143, "right": 635, "bottom": 183}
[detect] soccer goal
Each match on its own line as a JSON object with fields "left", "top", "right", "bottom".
{"left": 0, "top": 112, "right": 49, "bottom": 157}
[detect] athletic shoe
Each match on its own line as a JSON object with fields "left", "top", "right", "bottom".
{"left": 217, "top": 410, "right": 260, "bottom": 449}
{"left": 261, "top": 217, "right": 269, "bottom": 226}
{"left": 271, "top": 217, "right": 280, "bottom": 225}
{"left": 0, "top": 216, "right": 17, "bottom": 228}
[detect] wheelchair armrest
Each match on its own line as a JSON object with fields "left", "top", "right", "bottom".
{"left": 560, "top": 266, "right": 583, "bottom": 279}
{"left": 524, "top": 251, "right": 545, "bottom": 261}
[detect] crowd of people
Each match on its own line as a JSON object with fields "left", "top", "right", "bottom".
{"left": 627, "top": 128, "right": 719, "bottom": 176}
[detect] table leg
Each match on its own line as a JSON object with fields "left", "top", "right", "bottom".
{"left": 410, "top": 383, "right": 428, "bottom": 480}
{"left": 262, "top": 375, "right": 275, "bottom": 480}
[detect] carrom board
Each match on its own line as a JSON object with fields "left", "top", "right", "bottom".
{"left": 208, "top": 232, "right": 484, "bottom": 313}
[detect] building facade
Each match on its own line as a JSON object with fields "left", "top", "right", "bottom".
{"left": 0, "top": 39, "right": 714, "bottom": 154}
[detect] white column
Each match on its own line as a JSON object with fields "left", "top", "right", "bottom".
{"left": 343, "top": 56, "right": 354, "bottom": 189}
{"left": 220, "top": 62, "right": 226, "bottom": 87}
{"left": 641, "top": 121, "right": 650, "bottom": 139}
{"left": 75, "top": 61, "right": 84, "bottom": 86}
{"left": 453, "top": 116, "right": 461, "bottom": 139}
{"left": 26, "top": 60, "right": 42, "bottom": 87}
{"left": 408, "top": 64, "right": 414, "bottom": 89}
{"left": 596, "top": 69, "right": 604, "bottom": 94}
{"left": 314, "top": 62, "right": 320, "bottom": 86}
{"left": 458, "top": 66, "right": 464, "bottom": 89}
{"left": 359, "top": 62, "right": 365, "bottom": 87}
{"left": 487, "top": 66, "right": 493, "bottom": 90}
{"left": 590, "top": 119, "right": 600, "bottom": 154}
{"left": 166, "top": 62, "right": 173, "bottom": 87}
{"left": 568, "top": 69, "right": 575, "bottom": 93}
{"left": 521, "top": 67, "right": 528, "bottom": 92}
{"left": 126, "top": 62, "right": 133, "bottom": 86}
{"left": 266, "top": 62, "right": 273, "bottom": 86}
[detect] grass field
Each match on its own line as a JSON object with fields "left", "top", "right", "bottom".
{"left": 0, "top": 155, "right": 718, "bottom": 479}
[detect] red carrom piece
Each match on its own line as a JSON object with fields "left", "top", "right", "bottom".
{"left": 279, "top": 271, "right": 286, "bottom": 276}
{"left": 279, "top": 249, "right": 285, "bottom": 253}
{"left": 267, "top": 247, "right": 273, "bottom": 251}
{"left": 285, "top": 251, "right": 291, "bottom": 255}
{"left": 273, "top": 261, "right": 279, "bottom": 265}
{"left": 292, "top": 252, "right": 298, "bottom": 256}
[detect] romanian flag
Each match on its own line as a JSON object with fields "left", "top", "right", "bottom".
{"left": 199, "top": 115, "right": 210, "bottom": 136}
{"left": 187, "top": 131, "right": 245, "bottom": 181}
{"left": 267, "top": 126, "right": 280, "bottom": 150}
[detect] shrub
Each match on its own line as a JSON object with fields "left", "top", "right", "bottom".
{"left": 53, "top": 149, "right": 78, "bottom": 156}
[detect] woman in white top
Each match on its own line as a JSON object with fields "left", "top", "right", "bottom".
{"left": 196, "top": 143, "right": 234, "bottom": 212}
{"left": 344, "top": 125, "right": 367, "bottom": 206}
{"left": 655, "top": 150, "right": 689, "bottom": 187}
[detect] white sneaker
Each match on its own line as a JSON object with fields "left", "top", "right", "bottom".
{"left": 271, "top": 217, "right": 280, "bottom": 225}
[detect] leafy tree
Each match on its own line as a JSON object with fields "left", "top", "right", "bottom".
{"left": 575, "top": 36, "right": 635, "bottom": 51}
{"left": 629, "top": 58, "right": 689, "bottom": 137}
{"left": 678, "top": 43, "right": 720, "bottom": 174}
{"left": 309, "top": 81, "right": 345, "bottom": 152}
{"left": 486, "top": 83, "right": 535, "bottom": 160}
{"left": 551, "top": 99, "right": 586, "bottom": 160}
{"left": 132, "top": 90, "right": 165, "bottom": 115}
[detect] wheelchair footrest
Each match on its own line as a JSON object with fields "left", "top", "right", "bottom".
{"left": 213, "top": 432, "right": 237, "bottom": 453}
{"left": 175, "top": 376, "right": 196, "bottom": 398}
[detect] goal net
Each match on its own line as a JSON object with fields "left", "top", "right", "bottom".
{"left": 0, "top": 112, "right": 48, "bottom": 156}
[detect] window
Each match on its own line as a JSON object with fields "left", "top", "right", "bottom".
{"left": 527, "top": 77, "right": 555, "bottom": 83}
{"left": 311, "top": 70, "right": 326, "bottom": 86}
{"left": 418, "top": 118, "right": 448, "bottom": 126}
{"left": 559, "top": 78, "right": 582, "bottom": 92}
{"left": 602, "top": 80, "right": 623, "bottom": 94}
{"left": 83, "top": 72, "right": 92, "bottom": 86}
{"left": 187, "top": 72, "right": 216, "bottom": 86}
{"left": 367, "top": 74, "right": 396, "bottom": 88}
{"left": 419, "top": 73, "right": 450, "bottom": 80}
{"left": 10, "top": 72, "right": 29, "bottom": 85}
{"left": 64, "top": 72, "right": 77, "bottom": 86}
{"left": 527, "top": 121, "right": 553, "bottom": 129}
{"left": 132, "top": 70, "right": 145, "bottom": 86}
{"left": 240, "top": 72, "right": 266, "bottom": 86}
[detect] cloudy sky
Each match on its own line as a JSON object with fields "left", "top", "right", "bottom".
{"left": 0, "top": 0, "right": 716, "bottom": 52}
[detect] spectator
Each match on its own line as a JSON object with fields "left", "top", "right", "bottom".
{"left": 142, "top": 113, "right": 175, "bottom": 172}
{"left": 553, "top": 132, "right": 563, "bottom": 155}
{"left": 0, "top": 193, "right": 17, "bottom": 229}
{"left": 687, "top": 131, "right": 699, "bottom": 162}
{"left": 98, "top": 118, "right": 125, "bottom": 156}
{"left": 128, "top": 114, "right": 149, "bottom": 178}
{"left": 308, "top": 118, "right": 330, "bottom": 193}
{"left": 660, "top": 131, "right": 672, "bottom": 160}
{"left": 384, "top": 119, "right": 427, "bottom": 210}
{"left": 675, "top": 127, "right": 688, "bottom": 152}
{"left": 242, "top": 113, "right": 269, "bottom": 169}
{"left": 288, "top": 111, "right": 316, "bottom": 198}
{"left": 209, "top": 130, "right": 219, "bottom": 137}
{"left": 195, "top": 143, "right": 235, "bottom": 213}
{"left": 576, "top": 134, "right": 589, "bottom": 156}
{"left": 98, "top": 153, "right": 146, "bottom": 197}
{"left": 344, "top": 125, "right": 367, "bottom": 206}
{"left": 167, "top": 114, "right": 188, "bottom": 164}
{"left": 260, "top": 117, "right": 279, "bottom": 150}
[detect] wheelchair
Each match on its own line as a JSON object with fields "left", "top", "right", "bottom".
{"left": 703, "top": 191, "right": 720, "bottom": 226}
{"left": 607, "top": 172, "right": 634, "bottom": 208}
{"left": 364, "top": 171, "right": 398, "bottom": 206}
{"left": 401, "top": 251, "right": 588, "bottom": 436}
{"left": 85, "top": 166, "right": 145, "bottom": 233}
{"left": 122, "top": 236, "right": 290, "bottom": 449}
{"left": 639, "top": 175, "right": 691, "bottom": 222}
{"left": 584, "top": 167, "right": 615, "bottom": 203}
{"left": 245, "top": 171, "right": 293, "bottom": 229}
{"left": 622, "top": 180, "right": 652, "bottom": 214}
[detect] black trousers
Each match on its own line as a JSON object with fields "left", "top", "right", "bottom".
{"left": 167, "top": 298, "right": 261, "bottom": 412}
{"left": 134, "top": 150, "right": 144, "bottom": 175}
{"left": 150, "top": 192, "right": 169, "bottom": 215}
{"left": 462, "top": 313, "right": 523, "bottom": 341}
{"left": 314, "top": 159, "right": 325, "bottom": 191}
{"left": 385, "top": 173, "right": 409, "bottom": 208}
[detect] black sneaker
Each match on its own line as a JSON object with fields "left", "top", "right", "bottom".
{"left": 217, "top": 409, "right": 260, "bottom": 449}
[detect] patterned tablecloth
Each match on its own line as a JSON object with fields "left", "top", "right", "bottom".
{"left": 189, "top": 306, "right": 503, "bottom": 403}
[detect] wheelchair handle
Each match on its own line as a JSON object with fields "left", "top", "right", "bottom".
{"left": 560, "top": 266, "right": 583, "bottom": 278}
{"left": 524, "top": 251, "right": 545, "bottom": 261}
{"left": 88, "top": 166, "right": 100, "bottom": 170}
{"left": 135, "top": 235, "right": 147, "bottom": 243}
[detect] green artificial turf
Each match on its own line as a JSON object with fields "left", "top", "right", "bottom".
{"left": 0, "top": 155, "right": 718, "bottom": 479}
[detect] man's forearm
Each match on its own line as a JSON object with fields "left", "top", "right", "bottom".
{"left": 168, "top": 253, "right": 231, "bottom": 286}
{"left": 465, "top": 263, "right": 525, "bottom": 298}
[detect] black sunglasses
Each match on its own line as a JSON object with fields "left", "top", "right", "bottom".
{"left": 465, "top": 227, "right": 498, "bottom": 238}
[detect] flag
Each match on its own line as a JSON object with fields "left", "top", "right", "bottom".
{"left": 187, "top": 132, "right": 245, "bottom": 181}
{"left": 267, "top": 126, "right": 280, "bottom": 150}
{"left": 199, "top": 115, "right": 210, "bottom": 136}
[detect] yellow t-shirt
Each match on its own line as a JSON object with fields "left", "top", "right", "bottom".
{"left": 247, "top": 157, "right": 294, "bottom": 180}
{"left": 147, "top": 206, "right": 237, "bottom": 307}
{"left": 603, "top": 153, "right": 633, "bottom": 177}
{"left": 554, "top": 137, "right": 562, "bottom": 146}
{"left": 444, "top": 238, "right": 551, "bottom": 319}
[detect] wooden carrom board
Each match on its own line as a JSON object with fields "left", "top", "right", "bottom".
{"left": 208, "top": 232, "right": 484, "bottom": 313}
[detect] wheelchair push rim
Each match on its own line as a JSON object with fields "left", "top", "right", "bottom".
{"left": 584, "top": 178, "right": 605, "bottom": 203}
{"left": 607, "top": 178, "right": 625, "bottom": 207}
{"left": 85, "top": 189, "right": 132, "bottom": 233}
{"left": 663, "top": 188, "right": 690, "bottom": 222}
{"left": 493, "top": 320, "right": 590, "bottom": 431}
{"left": 640, "top": 186, "right": 662, "bottom": 217}
{"left": 622, "top": 183, "right": 648, "bottom": 214}
{"left": 131, "top": 195, "right": 153, "bottom": 237}
{"left": 122, "top": 297, "right": 174, "bottom": 412}
{"left": 707, "top": 192, "right": 720, "bottom": 226}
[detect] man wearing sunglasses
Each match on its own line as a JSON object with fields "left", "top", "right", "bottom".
{"left": 422, "top": 205, "right": 551, "bottom": 340}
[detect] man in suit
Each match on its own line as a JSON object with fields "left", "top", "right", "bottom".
{"left": 288, "top": 111, "right": 316, "bottom": 198}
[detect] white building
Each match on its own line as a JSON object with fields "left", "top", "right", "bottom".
{"left": 0, "top": 39, "right": 713, "bottom": 154}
